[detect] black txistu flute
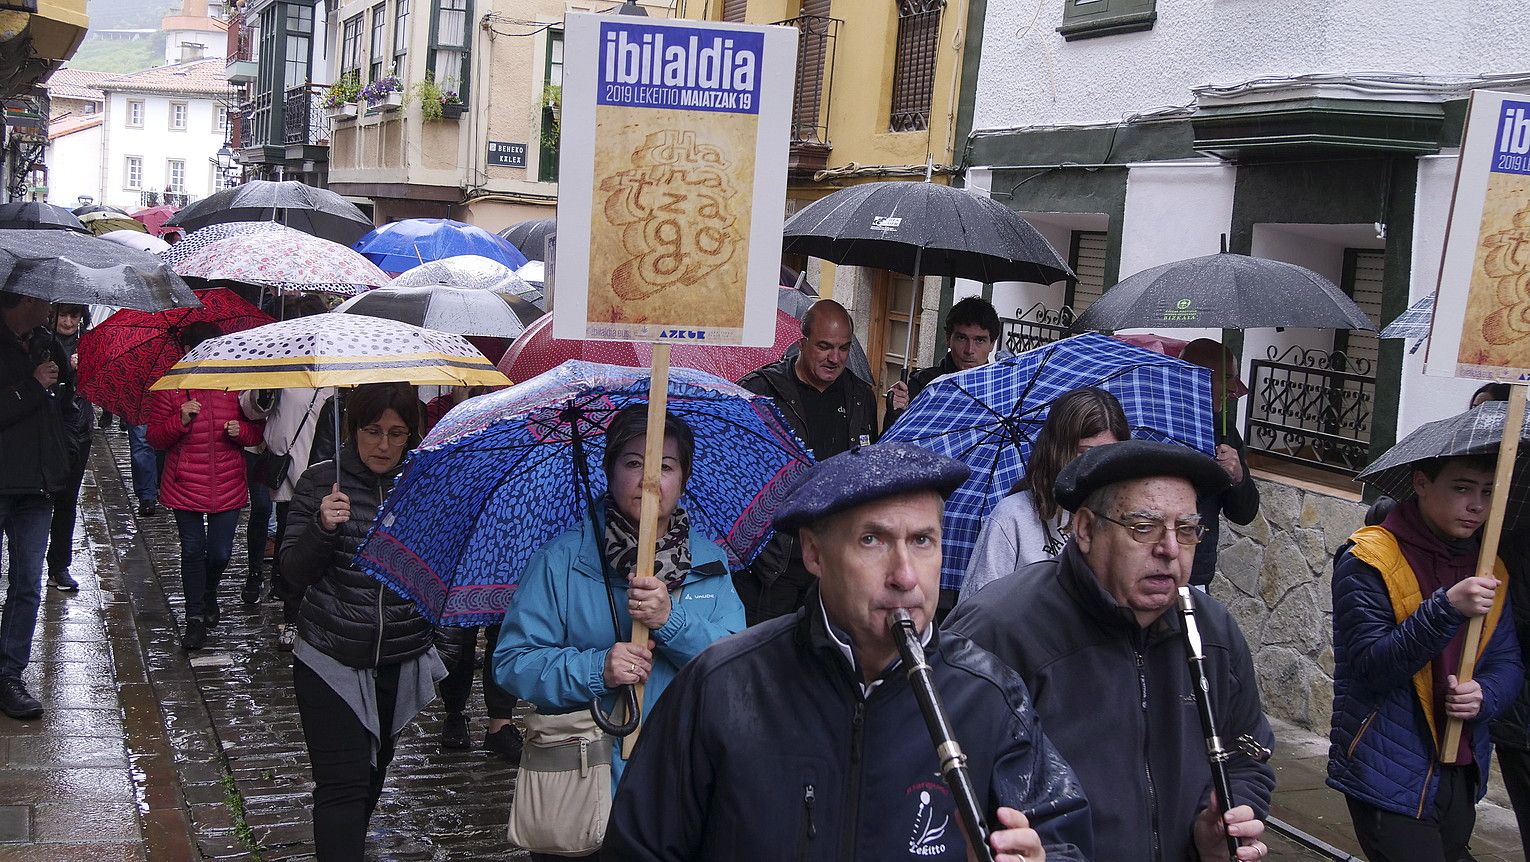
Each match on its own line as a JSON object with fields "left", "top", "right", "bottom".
{"left": 889, "top": 608, "right": 996, "bottom": 862}
{"left": 1177, "top": 587, "right": 1241, "bottom": 859}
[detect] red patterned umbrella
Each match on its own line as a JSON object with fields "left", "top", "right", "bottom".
{"left": 77, "top": 288, "right": 273, "bottom": 424}
{"left": 498, "top": 310, "right": 801, "bottom": 384}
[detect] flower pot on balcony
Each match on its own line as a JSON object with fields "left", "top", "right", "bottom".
{"left": 372, "top": 91, "right": 404, "bottom": 111}
{"left": 441, "top": 103, "right": 465, "bottom": 120}
{"left": 327, "top": 102, "right": 359, "bottom": 120}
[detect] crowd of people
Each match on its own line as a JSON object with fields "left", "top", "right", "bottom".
{"left": 0, "top": 283, "right": 1527, "bottom": 862}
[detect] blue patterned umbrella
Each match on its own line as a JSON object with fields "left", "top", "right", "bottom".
{"left": 354, "top": 218, "right": 529, "bottom": 273}
{"left": 357, "top": 360, "right": 815, "bottom": 626}
{"left": 1380, "top": 291, "right": 1435, "bottom": 346}
{"left": 881, "top": 332, "right": 1216, "bottom": 591}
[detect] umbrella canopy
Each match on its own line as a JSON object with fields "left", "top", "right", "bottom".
{"left": 167, "top": 222, "right": 390, "bottom": 295}
{"left": 334, "top": 284, "right": 542, "bottom": 339}
{"left": 500, "top": 309, "right": 807, "bottom": 384}
{"left": 165, "top": 180, "right": 374, "bottom": 245}
{"left": 515, "top": 260, "right": 544, "bottom": 291}
{"left": 881, "top": 332, "right": 1216, "bottom": 590}
{"left": 72, "top": 203, "right": 129, "bottom": 217}
{"left": 98, "top": 229, "right": 171, "bottom": 254}
{"left": 161, "top": 221, "right": 284, "bottom": 270}
{"left": 1070, "top": 253, "right": 1376, "bottom": 332}
{"left": 391, "top": 253, "right": 543, "bottom": 306}
{"left": 782, "top": 181, "right": 1073, "bottom": 285}
{"left": 148, "top": 313, "right": 509, "bottom": 391}
{"left": 497, "top": 217, "right": 555, "bottom": 262}
{"left": 1381, "top": 291, "right": 1436, "bottom": 340}
{"left": 77, "top": 288, "right": 273, "bottom": 424}
{"left": 0, "top": 202, "right": 88, "bottom": 233}
{"left": 0, "top": 229, "right": 199, "bottom": 312}
{"left": 131, "top": 204, "right": 179, "bottom": 236}
{"left": 354, "top": 219, "right": 529, "bottom": 273}
{"left": 1355, "top": 401, "right": 1530, "bottom": 527}
{"left": 356, "top": 360, "right": 815, "bottom": 626}
{"left": 77, "top": 212, "right": 148, "bottom": 236}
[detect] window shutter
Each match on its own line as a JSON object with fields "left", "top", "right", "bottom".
{"left": 890, "top": 0, "right": 943, "bottom": 132}
{"left": 790, "top": 0, "right": 833, "bottom": 142}
{"left": 721, "top": 0, "right": 746, "bottom": 22}
{"left": 1066, "top": 231, "right": 1108, "bottom": 313}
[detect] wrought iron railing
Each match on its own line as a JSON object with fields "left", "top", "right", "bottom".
{"left": 236, "top": 101, "right": 254, "bottom": 149}
{"left": 999, "top": 302, "right": 1075, "bottom": 355}
{"left": 284, "top": 84, "right": 332, "bottom": 146}
{"left": 775, "top": 14, "right": 838, "bottom": 144}
{"left": 1244, "top": 345, "right": 1375, "bottom": 476}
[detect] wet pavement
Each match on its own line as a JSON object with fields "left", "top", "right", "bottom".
{"left": 3, "top": 427, "right": 1527, "bottom": 860}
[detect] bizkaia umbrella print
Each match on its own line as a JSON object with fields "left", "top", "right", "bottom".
{"left": 1070, "top": 252, "right": 1375, "bottom": 332}
{"left": 0, "top": 229, "right": 199, "bottom": 312}
{"left": 0, "top": 201, "right": 88, "bottom": 233}
{"left": 354, "top": 219, "right": 529, "bottom": 273}
{"left": 77, "top": 288, "right": 273, "bottom": 424}
{"left": 166, "top": 222, "right": 390, "bottom": 295}
{"left": 165, "top": 179, "right": 374, "bottom": 245}
{"left": 881, "top": 332, "right": 1216, "bottom": 591}
{"left": 356, "top": 360, "right": 815, "bottom": 626}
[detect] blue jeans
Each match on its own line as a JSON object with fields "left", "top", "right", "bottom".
{"left": 243, "top": 452, "right": 273, "bottom": 571}
{"left": 172, "top": 508, "right": 240, "bottom": 620}
{"left": 0, "top": 494, "right": 55, "bottom": 680}
{"left": 128, "top": 424, "right": 162, "bottom": 503}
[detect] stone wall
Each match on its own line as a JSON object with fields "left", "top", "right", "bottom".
{"left": 1208, "top": 474, "right": 1368, "bottom": 734}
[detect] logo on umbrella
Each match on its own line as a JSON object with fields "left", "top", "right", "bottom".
{"left": 870, "top": 216, "right": 903, "bottom": 234}
{"left": 1162, "top": 297, "right": 1198, "bottom": 322}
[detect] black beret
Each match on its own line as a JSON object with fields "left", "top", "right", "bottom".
{"left": 773, "top": 443, "right": 970, "bottom": 530}
{"left": 1054, "top": 440, "right": 1229, "bottom": 513}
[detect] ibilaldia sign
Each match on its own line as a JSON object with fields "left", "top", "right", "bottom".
{"left": 554, "top": 13, "right": 795, "bottom": 346}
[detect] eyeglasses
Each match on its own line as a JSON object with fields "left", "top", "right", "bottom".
{"left": 1091, "top": 511, "right": 1207, "bottom": 545}
{"left": 358, "top": 426, "right": 410, "bottom": 445}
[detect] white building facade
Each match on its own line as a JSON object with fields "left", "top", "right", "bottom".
{"left": 96, "top": 59, "right": 233, "bottom": 211}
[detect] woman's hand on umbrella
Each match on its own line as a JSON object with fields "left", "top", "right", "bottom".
{"left": 180, "top": 399, "right": 201, "bottom": 427}
{"left": 318, "top": 484, "right": 351, "bottom": 532}
{"left": 627, "top": 575, "right": 671, "bottom": 629}
{"left": 604, "top": 641, "right": 654, "bottom": 688}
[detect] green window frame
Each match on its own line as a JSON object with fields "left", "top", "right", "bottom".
{"left": 393, "top": 0, "right": 410, "bottom": 76}
{"left": 1057, "top": 0, "right": 1155, "bottom": 41}
{"left": 538, "top": 27, "right": 562, "bottom": 183}
{"left": 369, "top": 3, "right": 387, "bottom": 82}
{"left": 428, "top": 0, "right": 471, "bottom": 100}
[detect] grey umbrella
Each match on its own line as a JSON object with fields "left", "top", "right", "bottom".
{"left": 1380, "top": 291, "right": 1435, "bottom": 340}
{"left": 497, "top": 217, "right": 555, "bottom": 262}
{"left": 0, "top": 229, "right": 200, "bottom": 312}
{"left": 392, "top": 254, "right": 544, "bottom": 309}
{"left": 0, "top": 202, "right": 89, "bottom": 234}
{"left": 332, "top": 284, "right": 543, "bottom": 338}
{"left": 1070, "top": 252, "right": 1375, "bottom": 332}
{"left": 1355, "top": 401, "right": 1530, "bottom": 526}
{"left": 165, "top": 180, "right": 374, "bottom": 245}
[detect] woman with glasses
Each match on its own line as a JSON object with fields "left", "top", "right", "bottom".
{"left": 961, "top": 386, "right": 1130, "bottom": 599}
{"left": 146, "top": 322, "right": 265, "bottom": 651}
{"left": 281, "top": 382, "right": 456, "bottom": 860}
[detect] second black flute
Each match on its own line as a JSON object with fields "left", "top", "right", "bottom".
{"left": 889, "top": 608, "right": 996, "bottom": 862}
{"left": 1177, "top": 586, "right": 1241, "bottom": 859}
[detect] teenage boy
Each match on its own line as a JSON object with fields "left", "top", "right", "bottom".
{"left": 1328, "top": 454, "right": 1524, "bottom": 862}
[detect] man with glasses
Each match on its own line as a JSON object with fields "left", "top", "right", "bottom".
{"left": 947, "top": 440, "right": 1276, "bottom": 861}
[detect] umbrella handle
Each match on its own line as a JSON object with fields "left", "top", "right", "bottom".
{"left": 589, "top": 688, "right": 640, "bottom": 737}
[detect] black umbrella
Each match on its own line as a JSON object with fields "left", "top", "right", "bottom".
{"left": 165, "top": 180, "right": 374, "bottom": 245}
{"left": 497, "top": 217, "right": 555, "bottom": 262}
{"left": 783, "top": 181, "right": 1072, "bottom": 372}
{"left": 0, "top": 229, "right": 201, "bottom": 312}
{"left": 72, "top": 203, "right": 129, "bottom": 218}
{"left": 0, "top": 202, "right": 88, "bottom": 234}
{"left": 1070, "top": 252, "right": 1375, "bottom": 332}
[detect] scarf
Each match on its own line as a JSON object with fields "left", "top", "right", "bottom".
{"left": 602, "top": 497, "right": 692, "bottom": 592}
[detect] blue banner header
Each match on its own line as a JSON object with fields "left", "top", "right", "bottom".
{"left": 1492, "top": 99, "right": 1530, "bottom": 175}
{"left": 597, "top": 21, "right": 764, "bottom": 115}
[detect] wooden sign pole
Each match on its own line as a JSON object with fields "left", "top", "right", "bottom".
{"left": 623, "top": 343, "right": 671, "bottom": 757}
{"left": 1441, "top": 382, "right": 1526, "bottom": 762}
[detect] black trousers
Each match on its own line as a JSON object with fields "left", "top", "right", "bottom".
{"left": 272, "top": 501, "right": 301, "bottom": 625}
{"left": 1346, "top": 764, "right": 1480, "bottom": 862}
{"left": 439, "top": 624, "right": 517, "bottom": 719}
{"left": 242, "top": 452, "right": 273, "bottom": 572}
{"left": 294, "top": 657, "right": 400, "bottom": 862}
{"left": 1497, "top": 746, "right": 1530, "bottom": 858}
{"left": 46, "top": 438, "right": 90, "bottom": 577}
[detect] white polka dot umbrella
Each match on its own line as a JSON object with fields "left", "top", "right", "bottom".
{"left": 148, "top": 313, "right": 509, "bottom": 392}
{"left": 164, "top": 222, "right": 389, "bottom": 296}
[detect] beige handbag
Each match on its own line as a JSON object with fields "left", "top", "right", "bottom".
{"left": 506, "top": 709, "right": 615, "bottom": 856}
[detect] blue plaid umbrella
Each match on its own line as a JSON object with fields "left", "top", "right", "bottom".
{"left": 881, "top": 332, "right": 1216, "bottom": 591}
{"left": 1380, "top": 291, "right": 1435, "bottom": 354}
{"left": 354, "top": 218, "right": 529, "bottom": 273}
{"left": 357, "top": 360, "right": 815, "bottom": 626}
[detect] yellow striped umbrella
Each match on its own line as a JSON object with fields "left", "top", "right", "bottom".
{"left": 149, "top": 313, "right": 509, "bottom": 392}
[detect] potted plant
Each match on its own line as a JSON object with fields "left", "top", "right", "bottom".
{"left": 413, "top": 75, "right": 464, "bottom": 122}
{"left": 323, "top": 72, "right": 361, "bottom": 119}
{"left": 441, "top": 89, "right": 464, "bottom": 120}
{"left": 540, "top": 83, "right": 561, "bottom": 154}
{"left": 361, "top": 75, "right": 405, "bottom": 111}
{"left": 542, "top": 83, "right": 561, "bottom": 124}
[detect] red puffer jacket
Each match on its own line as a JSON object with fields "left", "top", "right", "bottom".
{"left": 147, "top": 388, "right": 265, "bottom": 513}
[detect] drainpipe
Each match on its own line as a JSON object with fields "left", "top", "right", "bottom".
{"left": 98, "top": 91, "right": 111, "bottom": 205}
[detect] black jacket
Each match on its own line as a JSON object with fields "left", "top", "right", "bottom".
{"left": 0, "top": 326, "right": 79, "bottom": 496}
{"left": 604, "top": 595, "right": 1093, "bottom": 861}
{"left": 946, "top": 544, "right": 1276, "bottom": 862}
{"left": 53, "top": 328, "right": 93, "bottom": 455}
{"left": 1192, "top": 420, "right": 1260, "bottom": 586}
{"left": 1493, "top": 530, "right": 1530, "bottom": 751}
{"left": 282, "top": 446, "right": 443, "bottom": 668}
{"left": 883, "top": 351, "right": 960, "bottom": 433}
